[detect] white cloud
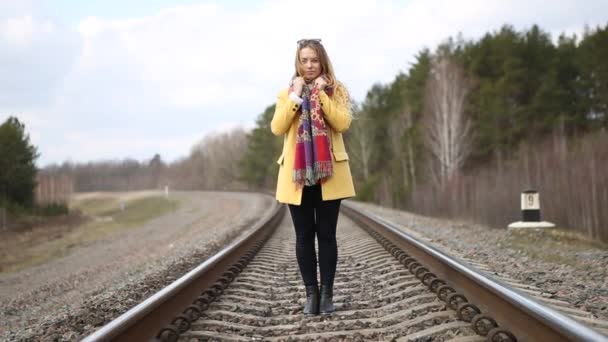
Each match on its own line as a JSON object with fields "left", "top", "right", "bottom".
{"left": 1, "top": 0, "right": 607, "bottom": 166}
{"left": 1, "top": 15, "right": 36, "bottom": 47}
{"left": 0, "top": 14, "right": 80, "bottom": 111}
{"left": 0, "top": 15, "right": 57, "bottom": 48}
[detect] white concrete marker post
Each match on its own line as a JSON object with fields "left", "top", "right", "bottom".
{"left": 164, "top": 185, "right": 169, "bottom": 199}
{"left": 508, "top": 189, "right": 555, "bottom": 230}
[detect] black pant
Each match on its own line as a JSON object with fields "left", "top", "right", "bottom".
{"left": 288, "top": 184, "right": 341, "bottom": 287}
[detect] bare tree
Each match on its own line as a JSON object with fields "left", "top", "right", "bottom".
{"left": 168, "top": 152, "right": 206, "bottom": 190}
{"left": 423, "top": 54, "right": 472, "bottom": 188}
{"left": 192, "top": 128, "right": 248, "bottom": 190}
{"left": 411, "top": 128, "right": 608, "bottom": 242}
{"left": 389, "top": 105, "right": 417, "bottom": 192}
{"left": 41, "top": 128, "right": 249, "bottom": 193}
{"left": 35, "top": 174, "right": 74, "bottom": 205}
{"left": 348, "top": 105, "right": 373, "bottom": 181}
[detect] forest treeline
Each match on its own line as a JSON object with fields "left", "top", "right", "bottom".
{"left": 240, "top": 24, "right": 608, "bottom": 240}
{"left": 3, "top": 24, "right": 607, "bottom": 240}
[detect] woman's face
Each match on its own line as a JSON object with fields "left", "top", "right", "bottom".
{"left": 299, "top": 47, "right": 322, "bottom": 81}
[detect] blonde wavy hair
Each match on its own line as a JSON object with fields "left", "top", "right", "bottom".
{"left": 293, "top": 39, "right": 352, "bottom": 113}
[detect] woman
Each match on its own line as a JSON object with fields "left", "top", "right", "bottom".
{"left": 270, "top": 39, "right": 356, "bottom": 315}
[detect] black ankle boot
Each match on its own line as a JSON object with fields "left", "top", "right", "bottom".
{"left": 303, "top": 285, "right": 319, "bottom": 315}
{"left": 319, "top": 284, "right": 335, "bottom": 314}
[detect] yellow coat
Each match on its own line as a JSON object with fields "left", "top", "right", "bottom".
{"left": 271, "top": 88, "right": 356, "bottom": 205}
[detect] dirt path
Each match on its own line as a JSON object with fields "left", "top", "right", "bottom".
{"left": 0, "top": 191, "right": 272, "bottom": 341}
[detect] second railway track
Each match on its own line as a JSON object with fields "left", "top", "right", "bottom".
{"left": 84, "top": 197, "right": 608, "bottom": 342}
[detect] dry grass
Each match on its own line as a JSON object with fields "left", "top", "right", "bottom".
{"left": 0, "top": 192, "right": 180, "bottom": 274}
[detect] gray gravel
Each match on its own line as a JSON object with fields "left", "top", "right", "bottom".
{"left": 3, "top": 194, "right": 604, "bottom": 341}
{"left": 347, "top": 201, "right": 608, "bottom": 322}
{"left": 180, "top": 214, "right": 477, "bottom": 341}
{"left": 0, "top": 191, "right": 272, "bottom": 341}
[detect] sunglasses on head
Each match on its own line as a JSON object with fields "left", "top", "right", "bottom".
{"left": 297, "top": 39, "right": 322, "bottom": 47}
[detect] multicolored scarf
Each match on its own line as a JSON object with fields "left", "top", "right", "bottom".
{"left": 292, "top": 83, "right": 333, "bottom": 187}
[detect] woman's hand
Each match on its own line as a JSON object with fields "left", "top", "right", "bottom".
{"left": 314, "top": 75, "right": 328, "bottom": 91}
{"left": 292, "top": 77, "right": 305, "bottom": 97}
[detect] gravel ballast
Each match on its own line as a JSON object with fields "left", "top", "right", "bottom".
{"left": 347, "top": 201, "right": 608, "bottom": 323}
{"left": 0, "top": 191, "right": 273, "bottom": 341}
{"left": 2, "top": 194, "right": 605, "bottom": 340}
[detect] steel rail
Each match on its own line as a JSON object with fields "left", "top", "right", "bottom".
{"left": 341, "top": 202, "right": 608, "bottom": 342}
{"left": 82, "top": 199, "right": 284, "bottom": 342}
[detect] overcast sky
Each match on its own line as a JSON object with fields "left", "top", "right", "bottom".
{"left": 1, "top": 0, "right": 607, "bottom": 166}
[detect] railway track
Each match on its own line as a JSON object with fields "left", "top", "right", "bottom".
{"left": 83, "top": 199, "right": 608, "bottom": 342}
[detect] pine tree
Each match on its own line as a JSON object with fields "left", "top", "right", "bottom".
{"left": 0, "top": 117, "right": 40, "bottom": 208}
{"left": 239, "top": 105, "right": 282, "bottom": 189}
{"left": 577, "top": 24, "right": 608, "bottom": 127}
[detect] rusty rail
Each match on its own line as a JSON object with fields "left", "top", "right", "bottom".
{"left": 82, "top": 199, "right": 284, "bottom": 342}
{"left": 341, "top": 202, "right": 608, "bottom": 342}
